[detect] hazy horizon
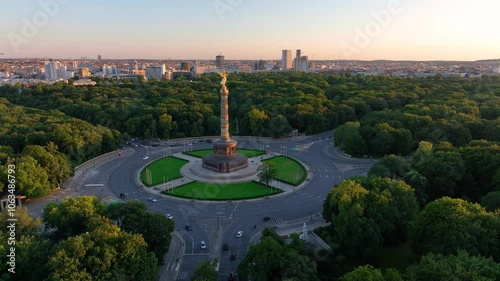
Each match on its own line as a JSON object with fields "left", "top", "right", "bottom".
{"left": 1, "top": 0, "right": 499, "bottom": 61}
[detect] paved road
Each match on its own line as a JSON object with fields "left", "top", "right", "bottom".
{"left": 25, "top": 132, "right": 376, "bottom": 281}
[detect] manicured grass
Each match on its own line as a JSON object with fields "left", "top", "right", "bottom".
{"left": 184, "top": 148, "right": 265, "bottom": 158}
{"left": 379, "top": 241, "right": 417, "bottom": 271}
{"left": 263, "top": 156, "right": 307, "bottom": 186}
{"left": 141, "top": 157, "right": 189, "bottom": 187}
{"left": 161, "top": 181, "right": 281, "bottom": 200}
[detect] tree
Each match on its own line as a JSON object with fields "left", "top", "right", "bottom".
{"left": 14, "top": 156, "right": 51, "bottom": 198}
{"left": 334, "top": 122, "right": 367, "bottom": 157}
{"left": 414, "top": 151, "right": 465, "bottom": 200}
{"left": 481, "top": 191, "right": 500, "bottom": 212}
{"left": 268, "top": 115, "right": 293, "bottom": 138}
{"left": 368, "top": 155, "right": 409, "bottom": 179}
{"left": 108, "top": 201, "right": 174, "bottom": 263}
{"left": 410, "top": 197, "right": 500, "bottom": 260}
{"left": 237, "top": 235, "right": 319, "bottom": 281}
{"left": 258, "top": 162, "right": 277, "bottom": 187}
{"left": 192, "top": 260, "right": 218, "bottom": 281}
{"left": 47, "top": 218, "right": 157, "bottom": 281}
{"left": 21, "top": 143, "right": 72, "bottom": 188}
{"left": 406, "top": 251, "right": 500, "bottom": 281}
{"left": 341, "top": 265, "right": 403, "bottom": 281}
{"left": 42, "top": 196, "right": 108, "bottom": 239}
{"left": 403, "top": 170, "right": 428, "bottom": 206}
{"left": 0, "top": 206, "right": 41, "bottom": 239}
{"left": 247, "top": 107, "right": 268, "bottom": 136}
{"left": 13, "top": 236, "right": 52, "bottom": 281}
{"left": 323, "top": 177, "right": 419, "bottom": 262}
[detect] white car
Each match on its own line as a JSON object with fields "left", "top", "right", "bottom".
{"left": 143, "top": 156, "right": 149, "bottom": 160}
{"left": 200, "top": 241, "right": 207, "bottom": 249}
{"left": 148, "top": 197, "right": 157, "bottom": 202}
{"left": 166, "top": 214, "right": 173, "bottom": 219}
{"left": 236, "top": 231, "right": 243, "bottom": 238}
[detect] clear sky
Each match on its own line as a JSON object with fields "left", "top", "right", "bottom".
{"left": 1, "top": 0, "right": 499, "bottom": 60}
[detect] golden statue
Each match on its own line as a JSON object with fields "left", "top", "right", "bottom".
{"left": 219, "top": 71, "right": 228, "bottom": 87}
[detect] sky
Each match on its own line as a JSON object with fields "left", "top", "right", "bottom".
{"left": 0, "top": 0, "right": 499, "bottom": 61}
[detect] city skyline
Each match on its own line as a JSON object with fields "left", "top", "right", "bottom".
{"left": 1, "top": 0, "right": 499, "bottom": 61}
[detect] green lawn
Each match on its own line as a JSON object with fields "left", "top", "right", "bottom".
{"left": 263, "top": 156, "right": 307, "bottom": 186}
{"left": 184, "top": 148, "right": 265, "bottom": 158}
{"left": 162, "top": 181, "right": 281, "bottom": 200}
{"left": 141, "top": 157, "right": 189, "bottom": 187}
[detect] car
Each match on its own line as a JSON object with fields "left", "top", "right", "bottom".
{"left": 230, "top": 254, "right": 236, "bottom": 261}
{"left": 185, "top": 225, "right": 193, "bottom": 231}
{"left": 148, "top": 197, "right": 157, "bottom": 202}
{"left": 118, "top": 193, "right": 127, "bottom": 198}
{"left": 206, "top": 139, "right": 213, "bottom": 143}
{"left": 263, "top": 216, "right": 271, "bottom": 221}
{"left": 236, "top": 231, "right": 243, "bottom": 238}
{"left": 200, "top": 241, "right": 206, "bottom": 249}
{"left": 142, "top": 156, "right": 149, "bottom": 160}
{"left": 222, "top": 243, "right": 229, "bottom": 251}
{"left": 166, "top": 213, "right": 173, "bottom": 219}
{"left": 228, "top": 272, "right": 235, "bottom": 281}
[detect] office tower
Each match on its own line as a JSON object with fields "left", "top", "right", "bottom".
{"left": 299, "top": 56, "right": 309, "bottom": 72}
{"left": 191, "top": 60, "right": 197, "bottom": 73}
{"left": 216, "top": 55, "right": 224, "bottom": 69}
{"left": 44, "top": 61, "right": 60, "bottom": 80}
{"left": 57, "top": 65, "right": 69, "bottom": 79}
{"left": 294, "top": 49, "right": 302, "bottom": 71}
{"left": 281, "top": 50, "right": 292, "bottom": 70}
{"left": 145, "top": 64, "right": 166, "bottom": 80}
{"left": 98, "top": 55, "right": 102, "bottom": 61}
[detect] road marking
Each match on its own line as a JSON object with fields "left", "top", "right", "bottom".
{"left": 84, "top": 184, "right": 104, "bottom": 187}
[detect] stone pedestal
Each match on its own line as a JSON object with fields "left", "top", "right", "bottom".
{"left": 202, "top": 140, "right": 248, "bottom": 173}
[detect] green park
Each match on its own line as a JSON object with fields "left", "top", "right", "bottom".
{"left": 161, "top": 181, "right": 281, "bottom": 200}
{"left": 262, "top": 155, "right": 307, "bottom": 185}
{"left": 141, "top": 156, "right": 189, "bottom": 186}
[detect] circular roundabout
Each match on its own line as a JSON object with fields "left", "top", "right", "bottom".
{"left": 139, "top": 148, "right": 309, "bottom": 201}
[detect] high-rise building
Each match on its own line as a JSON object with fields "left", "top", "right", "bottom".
{"left": 57, "top": 65, "right": 69, "bottom": 79}
{"left": 98, "top": 55, "right": 102, "bottom": 61}
{"left": 281, "top": 50, "right": 292, "bottom": 70}
{"left": 145, "top": 64, "right": 166, "bottom": 80}
{"left": 44, "top": 61, "right": 60, "bottom": 80}
{"left": 299, "top": 56, "right": 309, "bottom": 72}
{"left": 294, "top": 49, "right": 302, "bottom": 71}
{"left": 216, "top": 55, "right": 224, "bottom": 69}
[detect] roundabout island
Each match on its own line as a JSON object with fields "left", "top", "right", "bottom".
{"left": 139, "top": 149, "right": 308, "bottom": 201}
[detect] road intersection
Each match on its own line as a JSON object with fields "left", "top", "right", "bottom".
{"left": 25, "top": 132, "right": 376, "bottom": 280}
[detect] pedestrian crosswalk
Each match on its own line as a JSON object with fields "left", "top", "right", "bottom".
{"left": 215, "top": 205, "right": 226, "bottom": 217}
{"left": 177, "top": 271, "right": 188, "bottom": 280}
{"left": 254, "top": 217, "right": 288, "bottom": 233}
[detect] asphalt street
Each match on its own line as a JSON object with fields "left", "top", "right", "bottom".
{"left": 25, "top": 132, "right": 376, "bottom": 281}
